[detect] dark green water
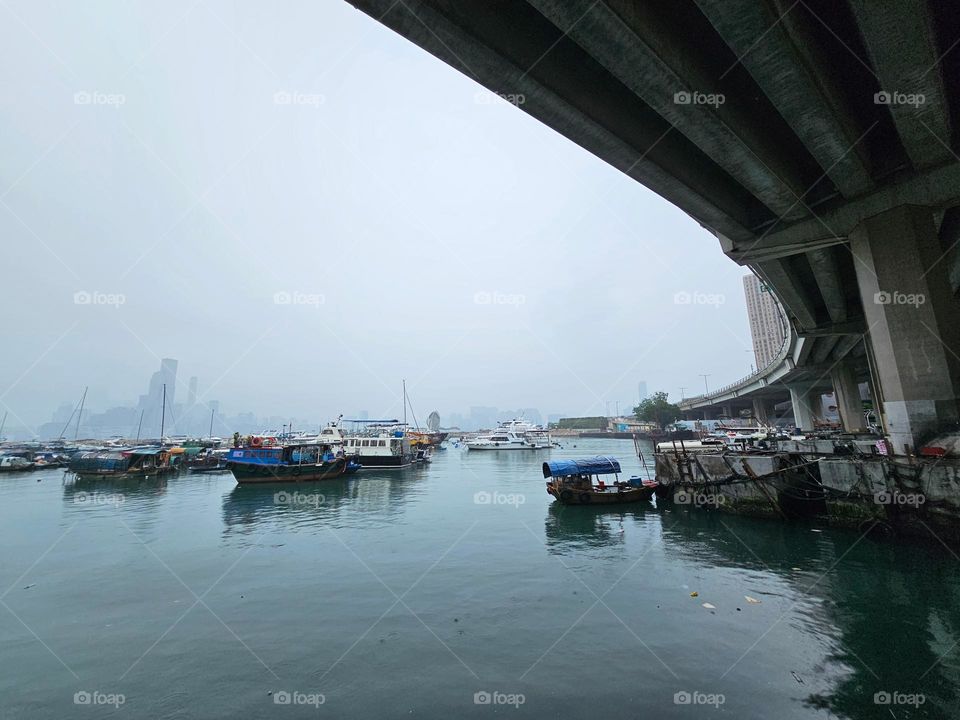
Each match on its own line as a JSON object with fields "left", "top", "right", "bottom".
{"left": 1, "top": 438, "right": 958, "bottom": 719}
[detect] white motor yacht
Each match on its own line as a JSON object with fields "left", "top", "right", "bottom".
{"left": 465, "top": 418, "right": 552, "bottom": 450}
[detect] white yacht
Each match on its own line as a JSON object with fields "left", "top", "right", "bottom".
{"left": 465, "top": 418, "right": 552, "bottom": 451}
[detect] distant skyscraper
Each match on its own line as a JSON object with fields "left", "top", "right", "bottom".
{"left": 743, "top": 275, "right": 786, "bottom": 369}
{"left": 637, "top": 381, "right": 648, "bottom": 403}
{"left": 137, "top": 358, "right": 178, "bottom": 435}
{"left": 187, "top": 376, "right": 198, "bottom": 407}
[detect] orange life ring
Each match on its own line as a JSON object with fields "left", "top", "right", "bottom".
{"left": 250, "top": 436, "right": 263, "bottom": 448}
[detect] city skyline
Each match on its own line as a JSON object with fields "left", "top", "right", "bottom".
{"left": 9, "top": 356, "right": 651, "bottom": 439}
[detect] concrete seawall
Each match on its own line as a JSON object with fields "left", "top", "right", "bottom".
{"left": 654, "top": 445, "right": 960, "bottom": 544}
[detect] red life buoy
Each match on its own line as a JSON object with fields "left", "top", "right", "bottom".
{"left": 250, "top": 436, "right": 263, "bottom": 448}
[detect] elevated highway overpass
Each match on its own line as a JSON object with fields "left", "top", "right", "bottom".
{"left": 349, "top": 0, "right": 960, "bottom": 454}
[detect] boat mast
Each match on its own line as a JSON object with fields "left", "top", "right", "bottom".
{"left": 402, "top": 379, "right": 407, "bottom": 428}
{"left": 0, "top": 411, "right": 6, "bottom": 440}
{"left": 208, "top": 407, "right": 215, "bottom": 439}
{"left": 136, "top": 409, "right": 144, "bottom": 442}
{"left": 74, "top": 386, "right": 88, "bottom": 441}
{"left": 160, "top": 383, "right": 166, "bottom": 442}
{"left": 404, "top": 384, "right": 421, "bottom": 431}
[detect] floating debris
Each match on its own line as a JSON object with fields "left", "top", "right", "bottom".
{"left": 791, "top": 671, "right": 804, "bottom": 684}
{"left": 690, "top": 591, "right": 699, "bottom": 597}
{"left": 745, "top": 595, "right": 761, "bottom": 604}
{"left": 702, "top": 602, "right": 716, "bottom": 609}
{"left": 23, "top": 584, "right": 35, "bottom": 590}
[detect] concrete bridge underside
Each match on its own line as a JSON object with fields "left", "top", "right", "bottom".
{"left": 348, "top": 0, "right": 960, "bottom": 453}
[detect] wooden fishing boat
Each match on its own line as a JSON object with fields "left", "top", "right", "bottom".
{"left": 68, "top": 447, "right": 178, "bottom": 479}
{"left": 0, "top": 456, "right": 35, "bottom": 472}
{"left": 225, "top": 443, "right": 350, "bottom": 484}
{"left": 543, "top": 456, "right": 658, "bottom": 505}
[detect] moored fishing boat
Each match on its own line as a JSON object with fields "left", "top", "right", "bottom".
{"left": 543, "top": 456, "right": 658, "bottom": 505}
{"left": 318, "top": 419, "right": 417, "bottom": 469}
{"left": 68, "top": 447, "right": 179, "bottom": 479}
{"left": 408, "top": 430, "right": 448, "bottom": 448}
{"left": 225, "top": 442, "right": 349, "bottom": 483}
{"left": 0, "top": 455, "right": 36, "bottom": 472}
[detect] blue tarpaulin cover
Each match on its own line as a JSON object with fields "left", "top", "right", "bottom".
{"left": 542, "top": 456, "right": 622, "bottom": 478}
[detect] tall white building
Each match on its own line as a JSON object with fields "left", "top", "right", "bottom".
{"left": 743, "top": 275, "right": 786, "bottom": 370}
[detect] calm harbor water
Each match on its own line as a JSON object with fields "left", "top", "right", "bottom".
{"left": 2, "top": 438, "right": 958, "bottom": 719}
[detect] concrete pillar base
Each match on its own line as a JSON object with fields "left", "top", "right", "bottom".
{"left": 851, "top": 204, "right": 960, "bottom": 453}
{"left": 752, "top": 398, "right": 769, "bottom": 424}
{"left": 831, "top": 361, "right": 866, "bottom": 432}
{"left": 789, "top": 385, "right": 817, "bottom": 432}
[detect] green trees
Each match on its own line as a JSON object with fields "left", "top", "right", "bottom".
{"left": 634, "top": 392, "right": 681, "bottom": 430}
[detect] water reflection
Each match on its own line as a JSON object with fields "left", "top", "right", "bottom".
{"left": 660, "top": 508, "right": 960, "bottom": 719}
{"left": 544, "top": 501, "right": 652, "bottom": 550}
{"left": 62, "top": 472, "right": 169, "bottom": 504}
{"left": 221, "top": 470, "right": 429, "bottom": 537}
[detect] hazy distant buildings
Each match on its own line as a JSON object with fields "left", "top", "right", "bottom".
{"left": 187, "top": 376, "right": 198, "bottom": 407}
{"left": 441, "top": 406, "right": 550, "bottom": 430}
{"left": 32, "top": 359, "right": 286, "bottom": 440}
{"left": 137, "top": 358, "right": 178, "bottom": 435}
{"left": 743, "top": 275, "right": 786, "bottom": 370}
{"left": 469, "top": 406, "right": 499, "bottom": 430}
{"left": 637, "top": 381, "right": 648, "bottom": 403}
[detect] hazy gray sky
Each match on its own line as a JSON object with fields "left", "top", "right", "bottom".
{"left": 1, "top": 1, "right": 755, "bottom": 431}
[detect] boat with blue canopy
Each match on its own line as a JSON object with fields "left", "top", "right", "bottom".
{"left": 543, "top": 455, "right": 658, "bottom": 505}
{"left": 225, "top": 442, "right": 350, "bottom": 484}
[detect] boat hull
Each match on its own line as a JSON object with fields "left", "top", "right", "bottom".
{"left": 547, "top": 482, "right": 656, "bottom": 505}
{"left": 351, "top": 454, "right": 415, "bottom": 468}
{"left": 466, "top": 443, "right": 545, "bottom": 451}
{"left": 187, "top": 465, "right": 230, "bottom": 474}
{"left": 229, "top": 457, "right": 348, "bottom": 484}
{"left": 72, "top": 467, "right": 176, "bottom": 480}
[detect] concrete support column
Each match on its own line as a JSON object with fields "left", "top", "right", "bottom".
{"left": 721, "top": 404, "right": 733, "bottom": 419}
{"left": 831, "top": 360, "right": 866, "bottom": 432}
{"left": 851, "top": 205, "right": 960, "bottom": 453}
{"left": 751, "top": 398, "right": 769, "bottom": 424}
{"left": 789, "top": 384, "right": 817, "bottom": 431}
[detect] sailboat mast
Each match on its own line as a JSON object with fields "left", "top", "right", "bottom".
{"left": 136, "top": 409, "right": 144, "bottom": 442}
{"left": 403, "top": 379, "right": 407, "bottom": 427}
{"left": 0, "top": 411, "right": 7, "bottom": 440}
{"left": 209, "top": 408, "right": 214, "bottom": 439}
{"left": 74, "top": 386, "right": 88, "bottom": 441}
{"left": 160, "top": 383, "right": 166, "bottom": 441}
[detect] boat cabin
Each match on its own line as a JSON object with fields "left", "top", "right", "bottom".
{"left": 226, "top": 443, "right": 337, "bottom": 466}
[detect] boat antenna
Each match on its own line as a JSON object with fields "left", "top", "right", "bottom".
{"left": 135, "top": 409, "right": 144, "bottom": 442}
{"left": 74, "top": 386, "right": 88, "bottom": 441}
{"left": 402, "top": 379, "right": 407, "bottom": 427}
{"left": 209, "top": 407, "right": 215, "bottom": 439}
{"left": 160, "top": 383, "right": 166, "bottom": 442}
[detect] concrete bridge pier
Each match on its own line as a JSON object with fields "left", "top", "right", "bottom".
{"left": 831, "top": 360, "right": 867, "bottom": 433}
{"left": 788, "top": 383, "right": 820, "bottom": 432}
{"left": 752, "top": 397, "right": 769, "bottom": 424}
{"left": 851, "top": 205, "right": 960, "bottom": 454}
